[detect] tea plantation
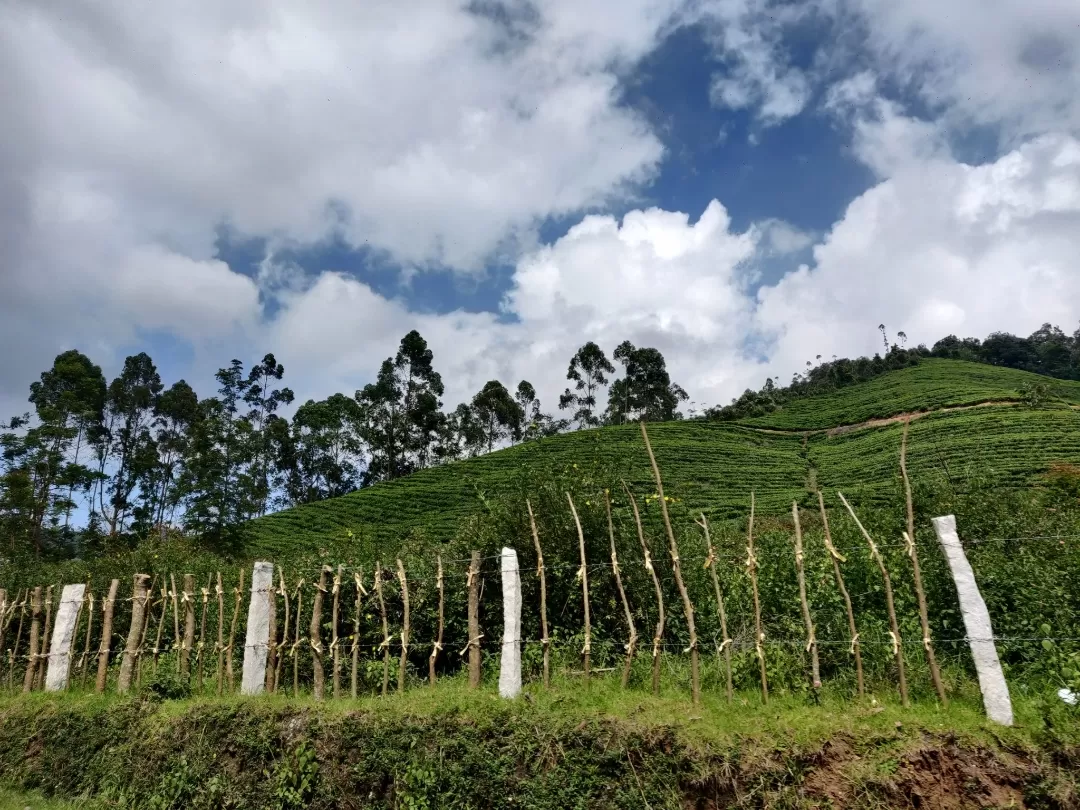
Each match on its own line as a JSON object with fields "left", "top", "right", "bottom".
{"left": 241, "top": 359, "right": 1080, "bottom": 559}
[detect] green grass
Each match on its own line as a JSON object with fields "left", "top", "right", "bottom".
{"left": 242, "top": 359, "right": 1080, "bottom": 561}
{"left": 0, "top": 788, "right": 98, "bottom": 809}
{"left": 736, "top": 358, "right": 1080, "bottom": 431}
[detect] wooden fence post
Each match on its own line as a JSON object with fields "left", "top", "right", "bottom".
{"left": 818, "top": 491, "right": 864, "bottom": 696}
{"left": 22, "top": 586, "right": 42, "bottom": 693}
{"left": 839, "top": 492, "right": 910, "bottom": 708}
{"left": 95, "top": 579, "right": 120, "bottom": 694}
{"left": 78, "top": 587, "right": 94, "bottom": 686}
{"left": 526, "top": 503, "right": 550, "bottom": 689}
{"left": 746, "top": 493, "right": 768, "bottom": 704}
{"left": 352, "top": 571, "right": 364, "bottom": 698}
{"left": 623, "top": 481, "right": 665, "bottom": 696}
{"left": 696, "top": 513, "right": 733, "bottom": 704}
{"left": 118, "top": 574, "right": 150, "bottom": 694}
{"left": 215, "top": 573, "right": 225, "bottom": 695}
{"left": 467, "top": 551, "right": 481, "bottom": 689}
{"left": 227, "top": 568, "right": 243, "bottom": 692}
{"left": 792, "top": 504, "right": 821, "bottom": 693}
{"left": 261, "top": 571, "right": 275, "bottom": 695}
{"left": 641, "top": 421, "right": 700, "bottom": 706}
{"left": 397, "top": 560, "right": 410, "bottom": 694}
{"left": 197, "top": 577, "right": 211, "bottom": 690}
{"left": 292, "top": 580, "right": 304, "bottom": 696}
{"left": 135, "top": 576, "right": 156, "bottom": 688}
{"left": 310, "top": 566, "right": 329, "bottom": 700}
{"left": 429, "top": 558, "right": 444, "bottom": 688}
{"left": 901, "top": 419, "right": 948, "bottom": 707}
{"left": 35, "top": 586, "right": 54, "bottom": 690}
{"left": 607, "top": 493, "right": 637, "bottom": 689}
{"left": 331, "top": 566, "right": 342, "bottom": 699}
{"left": 567, "top": 493, "right": 592, "bottom": 685}
{"left": 169, "top": 575, "right": 181, "bottom": 673}
{"left": 375, "top": 562, "right": 390, "bottom": 696}
{"left": 180, "top": 575, "right": 195, "bottom": 678}
{"left": 274, "top": 570, "right": 288, "bottom": 694}
{"left": 9, "top": 594, "right": 28, "bottom": 691}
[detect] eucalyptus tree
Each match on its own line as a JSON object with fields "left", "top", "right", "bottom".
{"left": 558, "top": 342, "right": 614, "bottom": 429}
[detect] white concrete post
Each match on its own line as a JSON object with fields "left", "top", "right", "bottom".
{"left": 45, "top": 584, "right": 86, "bottom": 692}
{"left": 932, "top": 515, "right": 1013, "bottom": 726}
{"left": 499, "top": 547, "right": 522, "bottom": 699}
{"left": 241, "top": 561, "right": 274, "bottom": 696}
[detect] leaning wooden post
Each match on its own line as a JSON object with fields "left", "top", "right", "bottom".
{"left": 901, "top": 419, "right": 948, "bottom": 707}
{"left": 351, "top": 571, "right": 364, "bottom": 698}
{"left": 818, "top": 491, "right": 864, "bottom": 696}
{"left": 180, "top": 574, "right": 195, "bottom": 679}
{"left": 526, "top": 502, "right": 550, "bottom": 689}
{"left": 135, "top": 576, "right": 156, "bottom": 687}
{"left": 375, "top": 562, "right": 390, "bottom": 696}
{"left": 117, "top": 574, "right": 150, "bottom": 694}
{"left": 567, "top": 492, "right": 592, "bottom": 685}
{"left": 22, "top": 586, "right": 43, "bottom": 693}
{"left": 607, "top": 492, "right": 638, "bottom": 689}
{"left": 622, "top": 480, "right": 665, "bottom": 696}
{"left": 746, "top": 493, "right": 768, "bottom": 704}
{"left": 95, "top": 579, "right": 120, "bottom": 694}
{"left": 696, "top": 513, "right": 733, "bottom": 704}
{"left": 792, "top": 504, "right": 821, "bottom": 693}
{"left": 292, "top": 580, "right": 304, "bottom": 696}
{"left": 215, "top": 573, "right": 225, "bottom": 695}
{"left": 44, "top": 584, "right": 86, "bottom": 692}
{"left": 227, "top": 568, "right": 243, "bottom": 692}
{"left": 10, "top": 594, "right": 28, "bottom": 691}
{"left": 640, "top": 421, "right": 700, "bottom": 706}
{"left": 839, "top": 491, "right": 910, "bottom": 708}
{"left": 429, "top": 558, "right": 444, "bottom": 688}
{"left": 169, "top": 575, "right": 181, "bottom": 673}
{"left": 35, "top": 585, "right": 54, "bottom": 690}
{"left": 466, "top": 551, "right": 482, "bottom": 689}
{"left": 331, "top": 566, "right": 342, "bottom": 699}
{"left": 78, "top": 587, "right": 94, "bottom": 686}
{"left": 274, "top": 570, "right": 288, "bottom": 693}
{"left": 397, "top": 559, "right": 410, "bottom": 694}
{"left": 931, "top": 515, "right": 1012, "bottom": 725}
{"left": 310, "top": 566, "right": 329, "bottom": 700}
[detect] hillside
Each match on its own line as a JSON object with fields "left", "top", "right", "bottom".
{"left": 243, "top": 359, "right": 1080, "bottom": 559}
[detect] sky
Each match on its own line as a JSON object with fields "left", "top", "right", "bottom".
{"left": 2, "top": 0, "right": 1080, "bottom": 420}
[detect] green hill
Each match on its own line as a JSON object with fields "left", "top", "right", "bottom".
{"left": 243, "top": 359, "right": 1080, "bottom": 559}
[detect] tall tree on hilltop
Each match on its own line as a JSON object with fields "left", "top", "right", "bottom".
{"left": 515, "top": 380, "right": 564, "bottom": 441}
{"left": 606, "top": 341, "right": 688, "bottom": 424}
{"left": 277, "top": 393, "right": 364, "bottom": 506}
{"left": 244, "top": 354, "right": 294, "bottom": 516}
{"left": 136, "top": 379, "right": 199, "bottom": 535}
{"left": 558, "top": 342, "right": 614, "bottom": 429}
{"left": 358, "top": 330, "right": 444, "bottom": 483}
{"left": 93, "top": 353, "right": 163, "bottom": 538}
{"left": 472, "top": 380, "right": 524, "bottom": 454}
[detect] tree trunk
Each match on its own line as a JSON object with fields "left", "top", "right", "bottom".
{"left": 310, "top": 566, "right": 328, "bottom": 700}
{"left": 467, "top": 552, "right": 481, "bottom": 689}
{"left": 22, "top": 586, "right": 43, "bottom": 693}
{"left": 118, "top": 574, "right": 150, "bottom": 693}
{"left": 95, "top": 580, "right": 120, "bottom": 693}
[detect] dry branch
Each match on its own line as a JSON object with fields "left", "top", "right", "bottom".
{"left": 567, "top": 492, "right": 592, "bottom": 684}
{"left": 696, "top": 513, "right": 733, "bottom": 704}
{"left": 792, "top": 504, "right": 821, "bottom": 693}
{"left": 527, "top": 501, "right": 550, "bottom": 689}
{"left": 622, "top": 480, "right": 665, "bottom": 696}
{"left": 818, "top": 491, "right": 863, "bottom": 696}
{"left": 397, "top": 559, "right": 410, "bottom": 694}
{"left": 746, "top": 493, "right": 768, "bottom": 704}
{"left": 429, "top": 557, "right": 444, "bottom": 688}
{"left": 839, "top": 491, "right": 910, "bottom": 707}
{"left": 640, "top": 421, "right": 700, "bottom": 706}
{"left": 901, "top": 418, "right": 948, "bottom": 707}
{"left": 607, "top": 492, "right": 638, "bottom": 689}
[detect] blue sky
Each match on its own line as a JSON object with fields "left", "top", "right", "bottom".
{"left": 2, "top": 0, "right": 1080, "bottom": 420}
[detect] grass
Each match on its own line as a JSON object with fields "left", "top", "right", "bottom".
{"left": 240, "top": 359, "right": 1080, "bottom": 562}
{"left": 1, "top": 677, "right": 1077, "bottom": 808}
{"left": 0, "top": 788, "right": 98, "bottom": 809}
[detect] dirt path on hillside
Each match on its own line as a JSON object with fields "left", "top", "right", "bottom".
{"left": 744, "top": 399, "right": 1025, "bottom": 438}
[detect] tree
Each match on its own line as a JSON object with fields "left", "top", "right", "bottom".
{"left": 244, "top": 354, "right": 294, "bottom": 516}
{"left": 137, "top": 379, "right": 199, "bottom": 535}
{"left": 357, "top": 331, "right": 445, "bottom": 484}
{"left": 471, "top": 381, "right": 524, "bottom": 454}
{"left": 558, "top": 342, "right": 614, "bottom": 429}
{"left": 606, "top": 341, "right": 688, "bottom": 423}
{"left": 277, "top": 394, "right": 364, "bottom": 505}
{"left": 93, "top": 353, "right": 163, "bottom": 538}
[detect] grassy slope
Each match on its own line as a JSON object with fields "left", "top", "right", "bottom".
{"left": 1, "top": 682, "right": 1078, "bottom": 809}
{"left": 243, "top": 359, "right": 1080, "bottom": 559}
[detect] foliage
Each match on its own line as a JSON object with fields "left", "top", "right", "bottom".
{"left": 558, "top": 342, "right": 615, "bottom": 429}
{"left": 605, "top": 340, "right": 688, "bottom": 424}
{"left": 266, "top": 741, "right": 319, "bottom": 810}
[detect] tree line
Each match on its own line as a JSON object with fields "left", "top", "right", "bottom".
{"left": 0, "top": 332, "right": 686, "bottom": 556}
{"left": 706, "top": 322, "right": 1080, "bottom": 421}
